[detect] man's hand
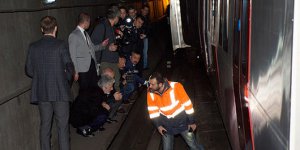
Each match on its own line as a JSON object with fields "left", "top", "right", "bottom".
{"left": 120, "top": 25, "right": 125, "bottom": 31}
{"left": 122, "top": 74, "right": 127, "bottom": 79}
{"left": 188, "top": 124, "right": 197, "bottom": 132}
{"left": 108, "top": 43, "right": 118, "bottom": 51}
{"left": 157, "top": 126, "right": 167, "bottom": 136}
{"left": 143, "top": 81, "right": 149, "bottom": 87}
{"left": 140, "top": 34, "right": 146, "bottom": 39}
{"left": 74, "top": 73, "right": 79, "bottom": 81}
{"left": 101, "top": 38, "right": 109, "bottom": 47}
{"left": 114, "top": 92, "right": 123, "bottom": 101}
{"left": 102, "top": 102, "right": 110, "bottom": 110}
{"left": 116, "top": 30, "right": 124, "bottom": 37}
{"left": 122, "top": 80, "right": 127, "bottom": 85}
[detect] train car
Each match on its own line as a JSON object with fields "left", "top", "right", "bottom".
{"left": 170, "top": 0, "right": 300, "bottom": 149}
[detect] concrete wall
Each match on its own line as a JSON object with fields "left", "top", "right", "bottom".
{"left": 0, "top": 0, "right": 117, "bottom": 149}
{"left": 0, "top": 0, "right": 167, "bottom": 149}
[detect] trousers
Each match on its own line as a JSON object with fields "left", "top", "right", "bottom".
{"left": 39, "top": 101, "right": 70, "bottom": 150}
{"left": 162, "top": 130, "right": 204, "bottom": 150}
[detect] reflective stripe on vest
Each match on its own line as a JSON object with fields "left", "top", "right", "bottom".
{"left": 149, "top": 93, "right": 155, "bottom": 101}
{"left": 160, "top": 82, "right": 178, "bottom": 112}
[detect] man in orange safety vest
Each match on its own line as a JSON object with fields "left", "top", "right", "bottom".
{"left": 147, "top": 72, "right": 204, "bottom": 150}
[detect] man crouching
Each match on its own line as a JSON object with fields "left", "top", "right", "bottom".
{"left": 70, "top": 75, "right": 115, "bottom": 137}
{"left": 147, "top": 72, "right": 204, "bottom": 150}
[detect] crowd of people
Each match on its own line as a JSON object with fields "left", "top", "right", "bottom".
{"left": 68, "top": 5, "right": 151, "bottom": 137}
{"left": 25, "top": 3, "right": 203, "bottom": 150}
{"left": 26, "top": 4, "right": 152, "bottom": 150}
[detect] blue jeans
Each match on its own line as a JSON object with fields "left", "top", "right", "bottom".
{"left": 162, "top": 130, "right": 204, "bottom": 150}
{"left": 122, "top": 82, "right": 136, "bottom": 102}
{"left": 143, "top": 38, "right": 148, "bottom": 68}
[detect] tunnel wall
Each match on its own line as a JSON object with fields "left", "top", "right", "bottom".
{"left": 0, "top": 1, "right": 117, "bottom": 150}
{"left": 0, "top": 0, "right": 168, "bottom": 149}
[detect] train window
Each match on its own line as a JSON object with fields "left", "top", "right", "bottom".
{"left": 241, "top": 0, "right": 249, "bottom": 75}
{"left": 232, "top": 0, "right": 240, "bottom": 66}
{"left": 207, "top": 1, "right": 211, "bottom": 33}
{"left": 219, "top": 0, "right": 229, "bottom": 52}
{"left": 222, "top": 0, "right": 229, "bottom": 52}
{"left": 210, "top": 0, "right": 218, "bottom": 44}
{"left": 218, "top": 0, "right": 223, "bottom": 46}
{"left": 233, "top": 0, "right": 249, "bottom": 74}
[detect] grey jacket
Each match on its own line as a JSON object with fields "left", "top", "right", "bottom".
{"left": 68, "top": 27, "right": 104, "bottom": 73}
{"left": 25, "top": 35, "right": 75, "bottom": 104}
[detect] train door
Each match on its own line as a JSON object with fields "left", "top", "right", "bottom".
{"left": 232, "top": 0, "right": 253, "bottom": 149}
{"left": 205, "top": 0, "right": 220, "bottom": 74}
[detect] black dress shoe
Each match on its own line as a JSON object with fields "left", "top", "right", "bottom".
{"left": 76, "top": 128, "right": 95, "bottom": 137}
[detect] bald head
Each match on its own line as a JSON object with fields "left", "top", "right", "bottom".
{"left": 101, "top": 67, "right": 115, "bottom": 78}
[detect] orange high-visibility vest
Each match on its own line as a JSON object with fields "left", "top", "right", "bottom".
{"left": 147, "top": 82, "right": 194, "bottom": 119}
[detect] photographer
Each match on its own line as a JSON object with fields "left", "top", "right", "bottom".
{"left": 115, "top": 6, "right": 128, "bottom": 31}
{"left": 119, "top": 15, "right": 146, "bottom": 57}
{"left": 121, "top": 51, "right": 147, "bottom": 104}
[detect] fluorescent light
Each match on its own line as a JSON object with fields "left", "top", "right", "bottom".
{"left": 44, "top": 0, "right": 56, "bottom": 4}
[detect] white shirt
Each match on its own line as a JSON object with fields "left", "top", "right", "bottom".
{"left": 77, "top": 26, "right": 89, "bottom": 45}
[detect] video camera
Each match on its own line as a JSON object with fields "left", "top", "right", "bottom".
{"left": 125, "top": 69, "right": 139, "bottom": 83}
{"left": 115, "top": 16, "right": 135, "bottom": 46}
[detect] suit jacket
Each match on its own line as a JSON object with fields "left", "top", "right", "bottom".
{"left": 25, "top": 35, "right": 75, "bottom": 104}
{"left": 68, "top": 27, "right": 104, "bottom": 73}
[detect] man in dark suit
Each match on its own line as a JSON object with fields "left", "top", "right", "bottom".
{"left": 69, "top": 13, "right": 110, "bottom": 93}
{"left": 25, "top": 16, "right": 74, "bottom": 150}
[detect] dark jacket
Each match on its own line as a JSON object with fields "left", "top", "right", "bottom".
{"left": 140, "top": 14, "right": 151, "bottom": 37}
{"left": 120, "top": 26, "right": 144, "bottom": 56}
{"left": 121, "top": 57, "right": 145, "bottom": 85}
{"left": 91, "top": 18, "right": 119, "bottom": 63}
{"left": 25, "top": 35, "right": 74, "bottom": 104}
{"left": 70, "top": 88, "right": 109, "bottom": 128}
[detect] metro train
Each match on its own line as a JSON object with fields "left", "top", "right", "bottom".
{"left": 169, "top": 0, "right": 300, "bottom": 149}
